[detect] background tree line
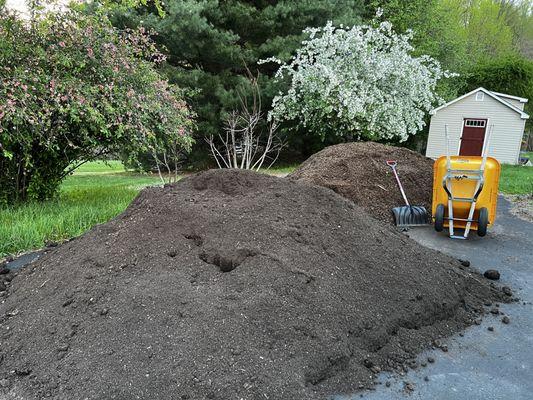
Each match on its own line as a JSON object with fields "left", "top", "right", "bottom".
{"left": 105, "top": 0, "right": 533, "bottom": 167}
{"left": 1, "top": 0, "right": 532, "bottom": 205}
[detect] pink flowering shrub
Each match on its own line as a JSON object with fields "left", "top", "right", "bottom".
{"left": 0, "top": 11, "right": 194, "bottom": 204}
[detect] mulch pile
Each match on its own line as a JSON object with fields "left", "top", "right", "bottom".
{"left": 0, "top": 169, "right": 503, "bottom": 399}
{"left": 288, "top": 142, "right": 435, "bottom": 224}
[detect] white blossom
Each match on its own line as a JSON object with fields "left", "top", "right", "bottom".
{"left": 262, "top": 21, "right": 455, "bottom": 142}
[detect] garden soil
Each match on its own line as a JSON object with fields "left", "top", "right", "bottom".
{"left": 288, "top": 142, "right": 435, "bottom": 224}
{"left": 0, "top": 169, "right": 504, "bottom": 400}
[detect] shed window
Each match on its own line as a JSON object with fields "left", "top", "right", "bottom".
{"left": 476, "top": 92, "right": 485, "bottom": 101}
{"left": 465, "top": 119, "right": 486, "bottom": 128}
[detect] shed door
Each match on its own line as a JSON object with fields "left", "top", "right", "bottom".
{"left": 459, "top": 119, "right": 487, "bottom": 156}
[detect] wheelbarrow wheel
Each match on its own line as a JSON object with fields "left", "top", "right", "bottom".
{"left": 477, "top": 207, "right": 489, "bottom": 237}
{"left": 434, "top": 204, "right": 445, "bottom": 232}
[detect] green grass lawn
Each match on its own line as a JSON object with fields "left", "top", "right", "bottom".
{"left": 0, "top": 159, "right": 529, "bottom": 258}
{"left": 498, "top": 151, "right": 532, "bottom": 195}
{"left": 500, "top": 164, "right": 533, "bottom": 195}
{"left": 0, "top": 162, "right": 161, "bottom": 257}
{"left": 259, "top": 164, "right": 299, "bottom": 176}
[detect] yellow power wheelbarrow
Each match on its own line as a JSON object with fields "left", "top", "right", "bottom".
{"left": 432, "top": 125, "right": 501, "bottom": 239}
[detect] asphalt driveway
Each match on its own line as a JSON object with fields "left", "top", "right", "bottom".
{"left": 336, "top": 196, "right": 533, "bottom": 400}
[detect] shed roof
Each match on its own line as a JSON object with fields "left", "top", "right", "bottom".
{"left": 431, "top": 87, "right": 529, "bottom": 120}
{"left": 490, "top": 91, "right": 528, "bottom": 103}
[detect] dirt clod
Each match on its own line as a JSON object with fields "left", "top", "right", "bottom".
{"left": 502, "top": 286, "right": 512, "bottom": 296}
{"left": 0, "top": 170, "right": 504, "bottom": 399}
{"left": 288, "top": 142, "right": 434, "bottom": 224}
{"left": 484, "top": 270, "right": 501, "bottom": 280}
{"left": 403, "top": 381, "right": 415, "bottom": 394}
{"left": 488, "top": 326, "right": 494, "bottom": 332}
{"left": 502, "top": 316, "right": 510, "bottom": 324}
{"left": 459, "top": 259, "right": 471, "bottom": 267}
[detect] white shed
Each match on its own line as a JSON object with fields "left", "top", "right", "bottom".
{"left": 426, "top": 87, "right": 529, "bottom": 164}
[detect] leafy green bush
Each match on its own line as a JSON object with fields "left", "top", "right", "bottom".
{"left": 0, "top": 11, "right": 194, "bottom": 205}
{"left": 463, "top": 55, "right": 533, "bottom": 102}
{"left": 463, "top": 55, "right": 533, "bottom": 133}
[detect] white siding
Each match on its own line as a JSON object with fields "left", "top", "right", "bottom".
{"left": 426, "top": 92, "right": 526, "bottom": 164}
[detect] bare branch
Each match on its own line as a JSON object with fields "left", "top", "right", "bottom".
{"left": 206, "top": 71, "right": 284, "bottom": 172}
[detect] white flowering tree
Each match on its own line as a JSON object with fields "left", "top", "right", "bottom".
{"left": 264, "top": 20, "right": 454, "bottom": 142}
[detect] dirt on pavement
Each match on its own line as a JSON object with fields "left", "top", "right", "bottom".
{"left": 0, "top": 169, "right": 504, "bottom": 400}
{"left": 288, "top": 142, "right": 434, "bottom": 224}
{"left": 504, "top": 194, "right": 533, "bottom": 223}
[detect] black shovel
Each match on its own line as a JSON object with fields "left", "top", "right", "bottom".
{"left": 386, "top": 160, "right": 429, "bottom": 227}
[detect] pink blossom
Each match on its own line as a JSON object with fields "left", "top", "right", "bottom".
{"left": 59, "top": 41, "right": 66, "bottom": 47}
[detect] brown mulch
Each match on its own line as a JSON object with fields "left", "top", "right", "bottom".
{"left": 288, "top": 142, "right": 435, "bottom": 224}
{"left": 0, "top": 169, "right": 503, "bottom": 399}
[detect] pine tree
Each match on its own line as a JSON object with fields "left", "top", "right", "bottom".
{"left": 111, "top": 1, "right": 364, "bottom": 163}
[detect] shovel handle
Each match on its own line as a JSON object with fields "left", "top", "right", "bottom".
{"left": 386, "top": 160, "right": 410, "bottom": 207}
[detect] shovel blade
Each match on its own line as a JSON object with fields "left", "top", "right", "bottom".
{"left": 392, "top": 206, "right": 429, "bottom": 227}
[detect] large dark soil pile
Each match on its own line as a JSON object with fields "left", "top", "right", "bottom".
{"left": 288, "top": 142, "right": 434, "bottom": 223}
{"left": 0, "top": 170, "right": 502, "bottom": 400}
